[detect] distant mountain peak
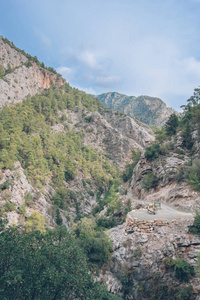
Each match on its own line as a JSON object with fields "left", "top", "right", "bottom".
{"left": 98, "top": 92, "right": 177, "bottom": 127}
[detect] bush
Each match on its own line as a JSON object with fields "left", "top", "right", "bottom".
{"left": 142, "top": 172, "right": 158, "bottom": 191}
{"left": 24, "top": 192, "right": 33, "bottom": 207}
{"left": 4, "top": 201, "right": 16, "bottom": 212}
{"left": 174, "top": 258, "right": 194, "bottom": 282}
{"left": 73, "top": 217, "right": 112, "bottom": 266}
{"left": 18, "top": 203, "right": 26, "bottom": 216}
{"left": 25, "top": 211, "right": 46, "bottom": 233}
{"left": 0, "top": 179, "right": 11, "bottom": 190}
{"left": 96, "top": 216, "right": 118, "bottom": 229}
{"left": 189, "top": 212, "right": 200, "bottom": 235}
{"left": 145, "top": 143, "right": 162, "bottom": 161}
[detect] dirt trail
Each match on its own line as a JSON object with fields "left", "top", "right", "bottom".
{"left": 127, "top": 195, "right": 194, "bottom": 221}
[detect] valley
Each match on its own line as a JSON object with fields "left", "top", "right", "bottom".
{"left": 0, "top": 37, "right": 200, "bottom": 299}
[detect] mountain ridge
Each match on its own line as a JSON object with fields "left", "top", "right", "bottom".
{"left": 98, "top": 91, "right": 177, "bottom": 127}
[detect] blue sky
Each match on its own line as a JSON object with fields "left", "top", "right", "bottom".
{"left": 1, "top": 0, "right": 200, "bottom": 110}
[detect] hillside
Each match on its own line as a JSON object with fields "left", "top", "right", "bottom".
{"left": 1, "top": 37, "right": 200, "bottom": 300}
{"left": 98, "top": 92, "right": 176, "bottom": 127}
{"left": 0, "top": 37, "right": 65, "bottom": 108}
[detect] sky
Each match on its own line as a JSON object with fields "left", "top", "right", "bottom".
{"left": 1, "top": 0, "right": 200, "bottom": 110}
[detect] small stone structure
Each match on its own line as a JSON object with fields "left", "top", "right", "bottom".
{"left": 126, "top": 212, "right": 169, "bottom": 233}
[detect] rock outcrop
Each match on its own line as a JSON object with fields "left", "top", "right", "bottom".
{"left": 100, "top": 217, "right": 200, "bottom": 299}
{"left": 98, "top": 92, "right": 177, "bottom": 127}
{"left": 0, "top": 38, "right": 65, "bottom": 107}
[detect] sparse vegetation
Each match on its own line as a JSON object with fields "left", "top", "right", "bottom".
{"left": 142, "top": 171, "right": 158, "bottom": 191}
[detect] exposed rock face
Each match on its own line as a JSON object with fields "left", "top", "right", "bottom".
{"left": 100, "top": 218, "right": 200, "bottom": 299}
{"left": 0, "top": 162, "right": 53, "bottom": 226}
{"left": 0, "top": 38, "right": 65, "bottom": 108}
{"left": 129, "top": 134, "right": 200, "bottom": 211}
{"left": 98, "top": 92, "right": 177, "bottom": 127}
{"left": 58, "top": 109, "right": 155, "bottom": 169}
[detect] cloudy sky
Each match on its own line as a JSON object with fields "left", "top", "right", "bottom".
{"left": 1, "top": 0, "right": 200, "bottom": 110}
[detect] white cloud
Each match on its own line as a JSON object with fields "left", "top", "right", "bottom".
{"left": 73, "top": 84, "right": 96, "bottom": 95}
{"left": 78, "top": 50, "right": 99, "bottom": 69}
{"left": 34, "top": 29, "right": 51, "bottom": 47}
{"left": 56, "top": 66, "right": 74, "bottom": 81}
{"left": 96, "top": 75, "right": 122, "bottom": 87}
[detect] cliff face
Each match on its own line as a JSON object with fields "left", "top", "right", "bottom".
{"left": 98, "top": 92, "right": 177, "bottom": 127}
{"left": 0, "top": 38, "right": 65, "bottom": 108}
{"left": 101, "top": 217, "right": 200, "bottom": 299}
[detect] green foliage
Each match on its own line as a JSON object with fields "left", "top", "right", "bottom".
{"left": 24, "top": 192, "right": 33, "bottom": 207}
{"left": 0, "top": 65, "right": 5, "bottom": 78}
{"left": 186, "top": 159, "right": 200, "bottom": 191}
{"left": 195, "top": 253, "right": 200, "bottom": 277}
{"left": 142, "top": 171, "right": 158, "bottom": 191}
{"left": 51, "top": 187, "right": 76, "bottom": 209}
{"left": 0, "top": 85, "right": 117, "bottom": 191}
{"left": 120, "top": 269, "right": 134, "bottom": 297}
{"left": 145, "top": 143, "right": 162, "bottom": 161}
{"left": 18, "top": 203, "right": 26, "bottom": 216}
{"left": 124, "top": 198, "right": 132, "bottom": 215}
{"left": 25, "top": 211, "right": 46, "bottom": 233}
{"left": 165, "top": 113, "right": 179, "bottom": 136}
{"left": 142, "top": 280, "right": 194, "bottom": 300}
{"left": 55, "top": 208, "right": 63, "bottom": 225}
{"left": 96, "top": 216, "right": 119, "bottom": 229}
{"left": 4, "top": 201, "right": 16, "bottom": 212}
{"left": 73, "top": 217, "right": 112, "bottom": 266}
{"left": 0, "top": 179, "right": 11, "bottom": 190}
{"left": 163, "top": 257, "right": 175, "bottom": 270}
{"left": 189, "top": 212, "right": 200, "bottom": 235}
{"left": 182, "top": 121, "right": 194, "bottom": 150}
{"left": 0, "top": 221, "right": 120, "bottom": 300}
{"left": 174, "top": 258, "right": 195, "bottom": 282}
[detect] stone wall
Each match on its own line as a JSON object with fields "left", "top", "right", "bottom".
{"left": 126, "top": 212, "right": 169, "bottom": 233}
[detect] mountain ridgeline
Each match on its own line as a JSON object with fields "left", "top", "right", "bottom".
{"left": 98, "top": 92, "right": 176, "bottom": 127}
{"left": 1, "top": 36, "right": 200, "bottom": 300}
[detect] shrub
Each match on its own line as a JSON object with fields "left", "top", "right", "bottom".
{"left": 18, "top": 203, "right": 27, "bottom": 216}
{"left": 4, "top": 201, "right": 16, "bottom": 212}
{"left": 73, "top": 217, "right": 112, "bottom": 266}
{"left": 189, "top": 212, "right": 200, "bottom": 235}
{"left": 145, "top": 143, "right": 162, "bottom": 161}
{"left": 24, "top": 192, "right": 33, "bottom": 207}
{"left": 25, "top": 211, "right": 46, "bottom": 233}
{"left": 142, "top": 172, "right": 158, "bottom": 191}
{"left": 163, "top": 257, "right": 175, "bottom": 270}
{"left": 96, "top": 216, "right": 118, "bottom": 229}
{"left": 174, "top": 258, "right": 194, "bottom": 282}
{"left": 0, "top": 179, "right": 11, "bottom": 190}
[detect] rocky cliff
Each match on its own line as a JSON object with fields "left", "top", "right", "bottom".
{"left": 1, "top": 37, "right": 200, "bottom": 300}
{"left": 98, "top": 92, "right": 177, "bottom": 127}
{"left": 0, "top": 38, "right": 65, "bottom": 107}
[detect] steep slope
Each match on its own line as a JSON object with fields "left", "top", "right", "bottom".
{"left": 128, "top": 97, "right": 200, "bottom": 213}
{"left": 0, "top": 38, "right": 155, "bottom": 228}
{"left": 98, "top": 92, "right": 176, "bottom": 127}
{"left": 0, "top": 37, "right": 65, "bottom": 108}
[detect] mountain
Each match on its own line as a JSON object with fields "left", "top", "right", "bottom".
{"left": 98, "top": 92, "right": 176, "bottom": 127}
{"left": 1, "top": 37, "right": 200, "bottom": 299}
{"left": 0, "top": 37, "right": 65, "bottom": 108}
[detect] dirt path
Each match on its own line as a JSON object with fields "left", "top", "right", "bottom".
{"left": 126, "top": 195, "right": 194, "bottom": 221}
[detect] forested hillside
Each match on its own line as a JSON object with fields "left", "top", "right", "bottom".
{"left": 0, "top": 38, "right": 156, "bottom": 299}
